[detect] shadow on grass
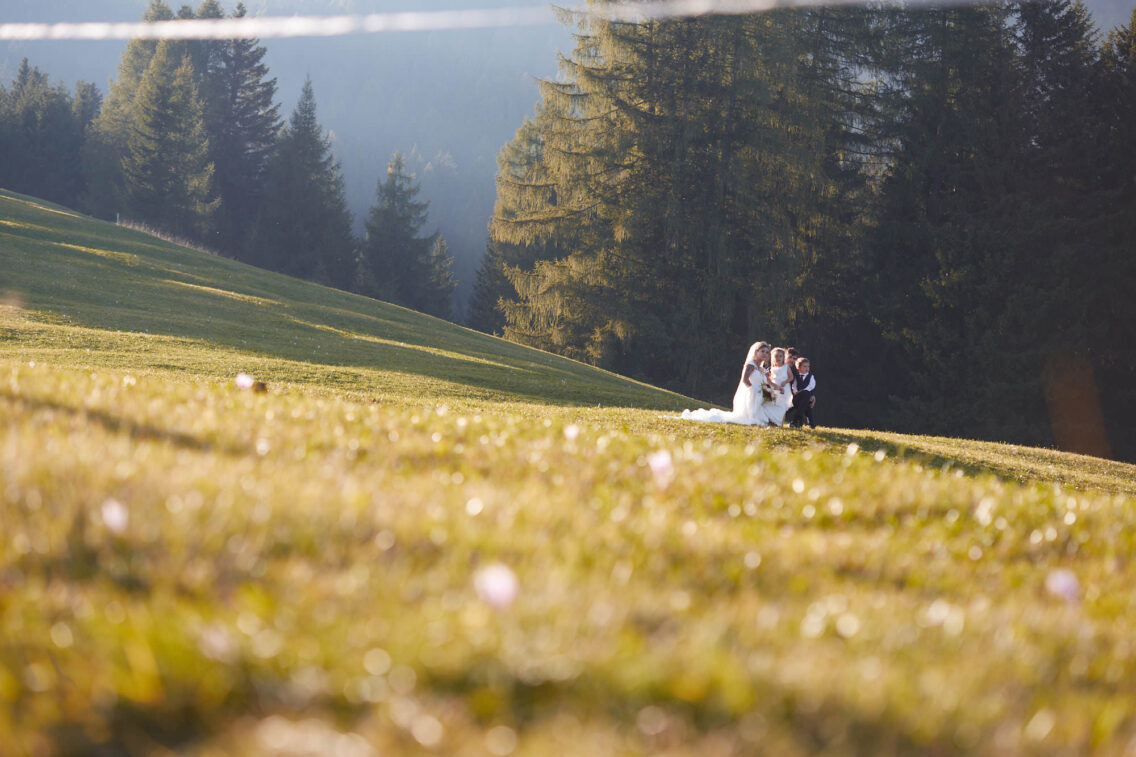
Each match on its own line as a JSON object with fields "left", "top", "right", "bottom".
{"left": 1, "top": 389, "right": 251, "bottom": 457}
{"left": 811, "top": 429, "right": 1004, "bottom": 480}
{"left": 810, "top": 427, "right": 1136, "bottom": 497}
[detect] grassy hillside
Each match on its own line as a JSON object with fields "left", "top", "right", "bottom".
{"left": 4, "top": 188, "right": 1136, "bottom": 756}
{"left": 0, "top": 190, "right": 688, "bottom": 410}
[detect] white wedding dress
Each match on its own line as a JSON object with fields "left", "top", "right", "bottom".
{"left": 682, "top": 360, "right": 773, "bottom": 425}
{"left": 765, "top": 363, "right": 792, "bottom": 426}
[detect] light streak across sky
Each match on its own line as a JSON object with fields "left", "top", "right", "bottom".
{"left": 0, "top": 8, "right": 554, "bottom": 41}
{"left": 0, "top": 0, "right": 915, "bottom": 42}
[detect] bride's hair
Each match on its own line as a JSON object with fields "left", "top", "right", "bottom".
{"left": 748, "top": 341, "right": 772, "bottom": 363}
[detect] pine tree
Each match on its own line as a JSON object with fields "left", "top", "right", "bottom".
{"left": 186, "top": 0, "right": 226, "bottom": 100}
{"left": 476, "top": 1, "right": 1136, "bottom": 457}
{"left": 0, "top": 59, "right": 86, "bottom": 207}
{"left": 252, "top": 79, "right": 356, "bottom": 287}
{"left": 424, "top": 236, "right": 458, "bottom": 319}
{"left": 361, "top": 152, "right": 448, "bottom": 314}
{"left": 201, "top": 1, "right": 282, "bottom": 255}
{"left": 117, "top": 1, "right": 177, "bottom": 97}
{"left": 121, "top": 41, "right": 219, "bottom": 239}
{"left": 774, "top": 8, "right": 891, "bottom": 426}
{"left": 1003, "top": 0, "right": 1113, "bottom": 452}
{"left": 72, "top": 81, "right": 102, "bottom": 133}
{"left": 495, "top": 10, "right": 830, "bottom": 396}
{"left": 80, "top": 0, "right": 175, "bottom": 219}
{"left": 1093, "top": 7, "right": 1136, "bottom": 459}
{"left": 859, "top": 1, "right": 1119, "bottom": 449}
{"left": 469, "top": 241, "right": 510, "bottom": 333}
{"left": 471, "top": 105, "right": 567, "bottom": 334}
{"left": 865, "top": 5, "right": 1033, "bottom": 436}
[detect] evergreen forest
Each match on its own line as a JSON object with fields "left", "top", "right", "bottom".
{"left": 0, "top": 0, "right": 456, "bottom": 320}
{"left": 470, "top": 0, "right": 1136, "bottom": 462}
{"left": 3, "top": 0, "right": 1135, "bottom": 461}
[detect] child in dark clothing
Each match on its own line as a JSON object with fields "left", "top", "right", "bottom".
{"left": 788, "top": 357, "right": 816, "bottom": 429}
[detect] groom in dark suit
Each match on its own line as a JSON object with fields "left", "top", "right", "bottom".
{"left": 786, "top": 347, "right": 801, "bottom": 386}
{"left": 787, "top": 357, "right": 816, "bottom": 428}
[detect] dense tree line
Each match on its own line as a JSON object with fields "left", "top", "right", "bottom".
{"left": 1, "top": 0, "right": 455, "bottom": 319}
{"left": 471, "top": 0, "right": 1136, "bottom": 461}
{"left": 0, "top": 59, "right": 98, "bottom": 208}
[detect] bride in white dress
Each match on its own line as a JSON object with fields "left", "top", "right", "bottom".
{"left": 682, "top": 342, "right": 777, "bottom": 425}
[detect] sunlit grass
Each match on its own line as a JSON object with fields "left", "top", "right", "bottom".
{"left": 3, "top": 188, "right": 1136, "bottom": 755}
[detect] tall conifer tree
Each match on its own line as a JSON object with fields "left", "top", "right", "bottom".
{"left": 81, "top": 0, "right": 175, "bottom": 219}
{"left": 867, "top": 5, "right": 1031, "bottom": 435}
{"left": 778, "top": 7, "right": 890, "bottom": 425}
{"left": 1006, "top": 0, "right": 1109, "bottom": 449}
{"left": 469, "top": 241, "right": 510, "bottom": 333}
{"left": 494, "top": 10, "right": 829, "bottom": 395}
{"left": 253, "top": 79, "right": 355, "bottom": 287}
{"left": 201, "top": 2, "right": 282, "bottom": 254}
{"left": 863, "top": 1, "right": 1119, "bottom": 449}
{"left": 186, "top": 0, "right": 226, "bottom": 100}
{"left": 1094, "top": 7, "right": 1136, "bottom": 459}
{"left": 361, "top": 152, "right": 454, "bottom": 317}
{"left": 72, "top": 81, "right": 102, "bottom": 133}
{"left": 471, "top": 106, "right": 566, "bottom": 334}
{"left": 121, "top": 41, "right": 219, "bottom": 239}
{"left": 425, "top": 236, "right": 458, "bottom": 320}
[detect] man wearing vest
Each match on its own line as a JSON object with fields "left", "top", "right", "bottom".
{"left": 788, "top": 357, "right": 816, "bottom": 429}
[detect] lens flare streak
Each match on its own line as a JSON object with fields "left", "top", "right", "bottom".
{"left": 1, "top": 0, "right": 979, "bottom": 41}
{"left": 0, "top": 8, "right": 553, "bottom": 41}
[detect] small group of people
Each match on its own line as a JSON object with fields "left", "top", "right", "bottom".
{"left": 682, "top": 341, "right": 816, "bottom": 428}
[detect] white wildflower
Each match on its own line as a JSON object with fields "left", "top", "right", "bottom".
{"left": 474, "top": 563, "right": 519, "bottom": 609}
{"left": 101, "top": 498, "right": 129, "bottom": 533}
{"left": 1044, "top": 569, "right": 1080, "bottom": 603}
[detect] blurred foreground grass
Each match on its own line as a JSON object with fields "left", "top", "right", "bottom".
{"left": 4, "top": 189, "right": 1136, "bottom": 755}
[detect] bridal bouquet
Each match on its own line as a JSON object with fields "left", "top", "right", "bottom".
{"left": 761, "top": 383, "right": 776, "bottom": 403}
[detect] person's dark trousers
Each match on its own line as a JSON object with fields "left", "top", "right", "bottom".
{"left": 790, "top": 390, "right": 814, "bottom": 428}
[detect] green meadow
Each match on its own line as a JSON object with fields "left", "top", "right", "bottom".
{"left": 3, "top": 187, "right": 1136, "bottom": 756}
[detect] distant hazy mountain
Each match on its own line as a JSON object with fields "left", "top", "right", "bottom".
{"left": 3, "top": 0, "right": 1132, "bottom": 313}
